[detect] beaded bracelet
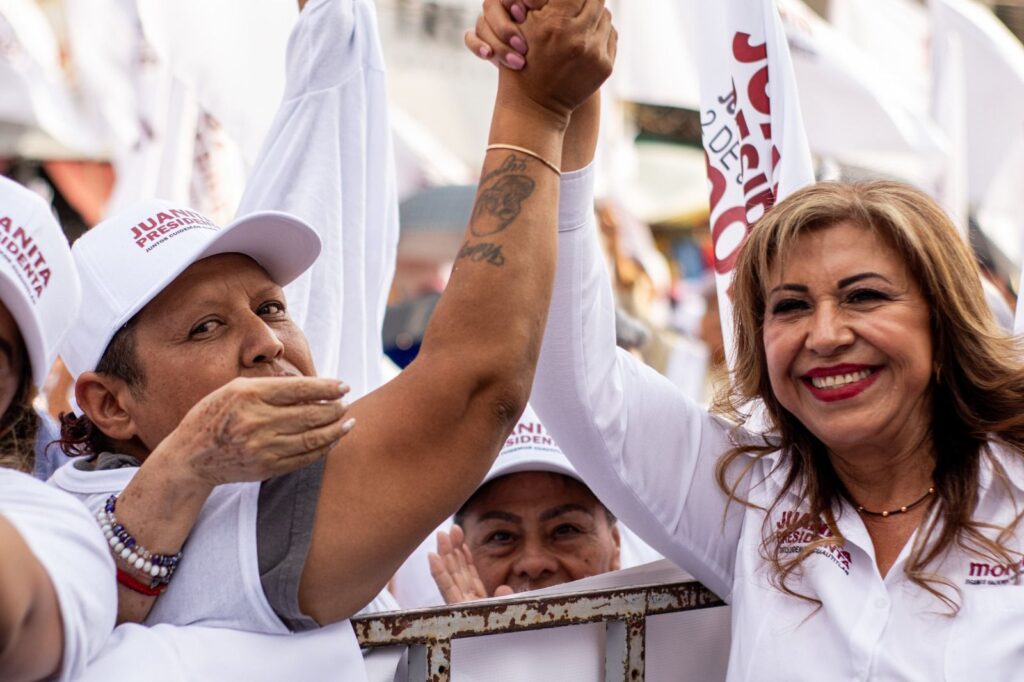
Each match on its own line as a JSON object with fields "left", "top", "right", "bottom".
{"left": 97, "top": 494, "right": 182, "bottom": 591}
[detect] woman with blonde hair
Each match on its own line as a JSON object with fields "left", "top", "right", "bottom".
{"left": 469, "top": 3, "right": 1024, "bottom": 674}
{"left": 527, "top": 155, "right": 1024, "bottom": 677}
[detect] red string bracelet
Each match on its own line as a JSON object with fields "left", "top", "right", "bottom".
{"left": 117, "top": 568, "right": 167, "bottom": 597}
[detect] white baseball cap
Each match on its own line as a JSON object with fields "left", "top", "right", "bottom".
{"left": 482, "top": 404, "right": 582, "bottom": 486}
{"left": 0, "top": 176, "right": 81, "bottom": 387}
{"left": 60, "top": 200, "right": 321, "bottom": 378}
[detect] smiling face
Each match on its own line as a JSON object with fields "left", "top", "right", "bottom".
{"left": 120, "top": 253, "right": 315, "bottom": 451}
{"left": 762, "top": 221, "right": 934, "bottom": 454}
{"left": 459, "top": 471, "right": 620, "bottom": 595}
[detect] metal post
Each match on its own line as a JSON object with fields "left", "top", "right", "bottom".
{"left": 408, "top": 640, "right": 452, "bottom": 682}
{"left": 604, "top": 616, "right": 646, "bottom": 682}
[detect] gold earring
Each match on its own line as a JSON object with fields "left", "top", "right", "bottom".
{"left": 933, "top": 362, "right": 942, "bottom": 384}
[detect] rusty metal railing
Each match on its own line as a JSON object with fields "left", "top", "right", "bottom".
{"left": 352, "top": 576, "right": 725, "bottom": 682}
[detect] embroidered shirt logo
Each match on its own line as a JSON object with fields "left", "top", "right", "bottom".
{"left": 964, "top": 559, "right": 1024, "bottom": 586}
{"left": 776, "top": 510, "right": 853, "bottom": 575}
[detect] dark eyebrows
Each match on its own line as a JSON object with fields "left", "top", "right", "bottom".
{"left": 768, "top": 272, "right": 893, "bottom": 297}
{"left": 539, "top": 504, "right": 594, "bottom": 523}
{"left": 837, "top": 272, "right": 892, "bottom": 289}
{"left": 477, "top": 510, "right": 522, "bottom": 524}
{"left": 768, "top": 283, "right": 809, "bottom": 297}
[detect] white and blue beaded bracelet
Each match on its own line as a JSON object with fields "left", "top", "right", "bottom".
{"left": 97, "top": 494, "right": 182, "bottom": 588}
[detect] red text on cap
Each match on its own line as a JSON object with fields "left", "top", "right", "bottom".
{"left": 0, "top": 215, "right": 50, "bottom": 301}
{"left": 130, "top": 209, "right": 216, "bottom": 249}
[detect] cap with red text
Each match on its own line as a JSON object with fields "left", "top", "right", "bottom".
{"left": 482, "top": 404, "right": 582, "bottom": 486}
{"left": 60, "top": 200, "right": 321, "bottom": 378}
{"left": 0, "top": 176, "right": 81, "bottom": 387}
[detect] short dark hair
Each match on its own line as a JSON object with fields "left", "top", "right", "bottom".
{"left": 58, "top": 315, "right": 144, "bottom": 457}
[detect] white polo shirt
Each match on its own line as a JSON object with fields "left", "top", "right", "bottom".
{"left": 0, "top": 469, "right": 116, "bottom": 681}
{"left": 530, "top": 163, "right": 1024, "bottom": 681}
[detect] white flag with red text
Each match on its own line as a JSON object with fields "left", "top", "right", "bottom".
{"left": 694, "top": 0, "right": 815, "bottom": 365}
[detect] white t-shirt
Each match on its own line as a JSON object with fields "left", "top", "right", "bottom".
{"left": 0, "top": 468, "right": 116, "bottom": 681}
{"left": 78, "top": 621, "right": 365, "bottom": 682}
{"left": 235, "top": 0, "right": 398, "bottom": 400}
{"left": 531, "top": 162, "right": 1024, "bottom": 681}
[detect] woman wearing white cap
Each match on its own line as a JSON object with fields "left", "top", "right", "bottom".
{"left": 418, "top": 404, "right": 665, "bottom": 606}
{"left": 0, "top": 175, "right": 116, "bottom": 681}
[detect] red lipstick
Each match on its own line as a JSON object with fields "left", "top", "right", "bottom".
{"left": 801, "top": 364, "right": 880, "bottom": 402}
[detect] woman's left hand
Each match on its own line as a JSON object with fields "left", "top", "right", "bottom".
{"left": 465, "top": 0, "right": 550, "bottom": 70}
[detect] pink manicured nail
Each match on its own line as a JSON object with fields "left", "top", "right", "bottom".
{"left": 511, "top": 3, "right": 526, "bottom": 22}
{"left": 478, "top": 45, "right": 492, "bottom": 59}
{"left": 506, "top": 52, "right": 525, "bottom": 69}
{"left": 509, "top": 35, "right": 527, "bottom": 55}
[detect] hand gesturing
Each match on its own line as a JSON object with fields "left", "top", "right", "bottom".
{"left": 428, "top": 525, "right": 514, "bottom": 604}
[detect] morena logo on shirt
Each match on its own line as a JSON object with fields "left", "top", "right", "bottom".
{"left": 775, "top": 510, "right": 853, "bottom": 575}
{"left": 129, "top": 208, "right": 217, "bottom": 252}
{"left": 0, "top": 214, "right": 51, "bottom": 301}
{"left": 965, "top": 558, "right": 1024, "bottom": 586}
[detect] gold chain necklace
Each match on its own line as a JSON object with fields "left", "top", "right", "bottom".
{"left": 853, "top": 487, "right": 935, "bottom": 518}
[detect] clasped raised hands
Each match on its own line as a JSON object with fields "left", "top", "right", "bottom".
{"left": 481, "top": 0, "right": 617, "bottom": 120}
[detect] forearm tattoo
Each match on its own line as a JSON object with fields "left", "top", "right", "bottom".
{"left": 457, "top": 154, "right": 537, "bottom": 267}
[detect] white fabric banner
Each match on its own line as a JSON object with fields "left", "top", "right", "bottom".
{"left": 830, "top": 0, "right": 932, "bottom": 115}
{"left": 778, "top": 0, "right": 945, "bottom": 182}
{"left": 0, "top": 0, "right": 98, "bottom": 156}
{"left": 611, "top": 0, "right": 700, "bottom": 110}
{"left": 236, "top": 0, "right": 398, "bottom": 394}
{"left": 930, "top": 0, "right": 1024, "bottom": 206}
{"left": 694, "top": 0, "right": 814, "bottom": 364}
{"left": 135, "top": 0, "right": 296, "bottom": 170}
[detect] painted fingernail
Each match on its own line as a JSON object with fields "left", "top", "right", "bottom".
{"left": 478, "top": 44, "right": 492, "bottom": 59}
{"left": 506, "top": 52, "right": 525, "bottom": 69}
{"left": 341, "top": 417, "right": 356, "bottom": 432}
{"left": 509, "top": 35, "right": 527, "bottom": 55}
{"left": 510, "top": 3, "right": 526, "bottom": 22}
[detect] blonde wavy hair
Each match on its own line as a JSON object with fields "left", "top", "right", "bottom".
{"left": 716, "top": 180, "right": 1024, "bottom": 611}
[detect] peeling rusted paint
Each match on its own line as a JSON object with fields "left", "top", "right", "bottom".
{"left": 353, "top": 579, "right": 724, "bottom": 681}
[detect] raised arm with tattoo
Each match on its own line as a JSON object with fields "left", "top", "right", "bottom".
{"left": 298, "top": 0, "right": 616, "bottom": 622}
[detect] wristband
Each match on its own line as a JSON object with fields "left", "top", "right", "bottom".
{"left": 97, "top": 494, "right": 181, "bottom": 589}
{"left": 486, "top": 143, "right": 561, "bottom": 176}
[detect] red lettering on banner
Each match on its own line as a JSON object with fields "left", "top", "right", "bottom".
{"left": 747, "top": 66, "right": 770, "bottom": 115}
{"left": 732, "top": 33, "right": 767, "bottom": 63}
{"left": 703, "top": 31, "right": 779, "bottom": 279}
